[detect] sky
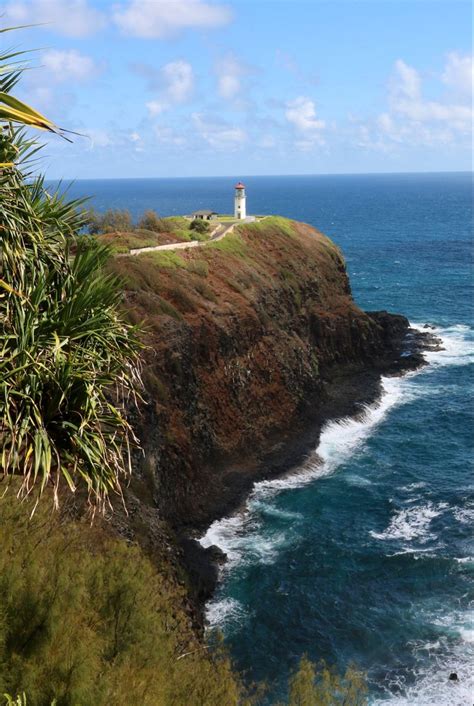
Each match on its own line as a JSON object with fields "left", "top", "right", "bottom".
{"left": 3, "top": 0, "right": 473, "bottom": 178}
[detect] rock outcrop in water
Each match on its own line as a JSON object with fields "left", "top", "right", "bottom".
{"left": 107, "top": 217, "right": 432, "bottom": 603}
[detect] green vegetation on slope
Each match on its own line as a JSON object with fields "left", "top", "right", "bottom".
{"left": 0, "top": 494, "right": 245, "bottom": 706}
{"left": 85, "top": 208, "right": 212, "bottom": 252}
{"left": 287, "top": 656, "right": 367, "bottom": 706}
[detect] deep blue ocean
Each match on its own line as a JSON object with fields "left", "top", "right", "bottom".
{"left": 59, "top": 173, "right": 473, "bottom": 705}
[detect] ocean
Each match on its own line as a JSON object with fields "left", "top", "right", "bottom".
{"left": 59, "top": 173, "right": 473, "bottom": 705}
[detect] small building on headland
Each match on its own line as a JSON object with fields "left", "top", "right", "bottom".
{"left": 192, "top": 209, "right": 218, "bottom": 221}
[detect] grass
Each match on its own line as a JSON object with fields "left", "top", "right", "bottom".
{"left": 162, "top": 216, "right": 190, "bottom": 230}
{"left": 187, "top": 259, "right": 209, "bottom": 277}
{"left": 173, "top": 229, "right": 193, "bottom": 242}
{"left": 206, "top": 232, "right": 248, "bottom": 258}
{"left": 240, "top": 215, "right": 296, "bottom": 238}
{"left": 158, "top": 297, "right": 183, "bottom": 320}
{"left": 144, "top": 251, "right": 188, "bottom": 269}
{"left": 168, "top": 284, "right": 197, "bottom": 312}
{"left": 192, "top": 278, "right": 218, "bottom": 302}
{"left": 98, "top": 230, "right": 164, "bottom": 253}
{"left": 98, "top": 219, "right": 198, "bottom": 252}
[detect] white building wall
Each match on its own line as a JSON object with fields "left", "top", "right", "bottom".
{"left": 234, "top": 191, "right": 246, "bottom": 219}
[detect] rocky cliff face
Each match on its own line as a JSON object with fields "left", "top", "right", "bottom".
{"left": 109, "top": 218, "right": 425, "bottom": 546}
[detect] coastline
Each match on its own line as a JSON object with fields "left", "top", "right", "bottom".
{"left": 180, "top": 318, "right": 442, "bottom": 613}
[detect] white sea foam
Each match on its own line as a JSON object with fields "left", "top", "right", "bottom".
{"left": 200, "top": 374, "right": 409, "bottom": 574}
{"left": 205, "top": 597, "right": 246, "bottom": 632}
{"left": 373, "top": 607, "right": 474, "bottom": 705}
{"left": 459, "top": 627, "right": 474, "bottom": 643}
{"left": 400, "top": 482, "right": 427, "bottom": 492}
{"left": 200, "top": 321, "right": 473, "bottom": 632}
{"left": 452, "top": 505, "right": 474, "bottom": 525}
{"left": 370, "top": 502, "right": 448, "bottom": 543}
{"left": 373, "top": 658, "right": 474, "bottom": 706}
{"left": 410, "top": 322, "right": 474, "bottom": 369}
{"left": 454, "top": 556, "right": 474, "bottom": 565}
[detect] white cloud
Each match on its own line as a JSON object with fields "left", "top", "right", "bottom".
{"left": 83, "top": 128, "right": 113, "bottom": 149}
{"left": 140, "top": 60, "right": 194, "bottom": 115}
{"left": 390, "top": 59, "right": 421, "bottom": 102}
{"left": 285, "top": 96, "right": 325, "bottom": 148}
{"left": 162, "top": 60, "right": 194, "bottom": 103}
{"left": 154, "top": 125, "right": 186, "bottom": 147}
{"left": 146, "top": 101, "right": 167, "bottom": 116}
{"left": 114, "top": 0, "right": 232, "bottom": 38}
{"left": 5, "top": 0, "right": 106, "bottom": 37}
{"left": 389, "top": 58, "right": 472, "bottom": 132}
{"left": 42, "top": 49, "right": 99, "bottom": 83}
{"left": 129, "top": 131, "right": 145, "bottom": 152}
{"left": 215, "top": 54, "right": 247, "bottom": 100}
{"left": 355, "top": 54, "right": 473, "bottom": 152}
{"left": 192, "top": 113, "right": 247, "bottom": 150}
{"left": 441, "top": 52, "right": 474, "bottom": 99}
{"left": 275, "top": 49, "right": 320, "bottom": 86}
{"left": 258, "top": 135, "right": 276, "bottom": 149}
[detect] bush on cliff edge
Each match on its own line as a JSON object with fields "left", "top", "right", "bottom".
{"left": 0, "top": 493, "right": 244, "bottom": 706}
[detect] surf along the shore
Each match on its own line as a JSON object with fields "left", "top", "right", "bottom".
{"left": 199, "top": 322, "right": 474, "bottom": 705}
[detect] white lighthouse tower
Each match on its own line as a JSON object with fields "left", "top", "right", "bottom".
{"left": 234, "top": 181, "right": 246, "bottom": 219}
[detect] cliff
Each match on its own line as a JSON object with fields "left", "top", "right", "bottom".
{"left": 107, "top": 218, "right": 427, "bottom": 562}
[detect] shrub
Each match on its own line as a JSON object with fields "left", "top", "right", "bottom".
{"left": 190, "top": 218, "right": 210, "bottom": 234}
{"left": 137, "top": 209, "right": 168, "bottom": 233}
{"left": 288, "top": 657, "right": 367, "bottom": 706}
{"left": 187, "top": 259, "right": 209, "bottom": 277}
{"left": 99, "top": 208, "right": 134, "bottom": 233}
{"left": 162, "top": 216, "right": 190, "bottom": 231}
{"left": 168, "top": 284, "right": 198, "bottom": 312}
{"left": 0, "top": 494, "right": 244, "bottom": 706}
{"left": 193, "top": 278, "right": 218, "bottom": 303}
{"left": 82, "top": 207, "right": 102, "bottom": 234}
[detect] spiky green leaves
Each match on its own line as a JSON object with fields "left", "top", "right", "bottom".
{"left": 0, "top": 31, "right": 143, "bottom": 510}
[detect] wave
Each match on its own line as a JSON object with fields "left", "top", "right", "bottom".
{"left": 370, "top": 502, "right": 448, "bottom": 543}
{"left": 199, "top": 321, "right": 473, "bottom": 636}
{"left": 204, "top": 597, "right": 246, "bottom": 634}
{"left": 372, "top": 654, "right": 474, "bottom": 706}
{"left": 199, "top": 376, "right": 408, "bottom": 581}
{"left": 452, "top": 505, "right": 474, "bottom": 525}
{"left": 372, "top": 606, "right": 474, "bottom": 706}
{"left": 410, "top": 322, "right": 474, "bottom": 369}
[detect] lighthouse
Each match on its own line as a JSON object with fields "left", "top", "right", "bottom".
{"left": 234, "top": 181, "right": 246, "bottom": 219}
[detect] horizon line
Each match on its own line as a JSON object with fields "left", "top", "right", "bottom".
{"left": 45, "top": 170, "right": 473, "bottom": 182}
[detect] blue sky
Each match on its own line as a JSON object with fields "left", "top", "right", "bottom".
{"left": 4, "top": 0, "right": 472, "bottom": 178}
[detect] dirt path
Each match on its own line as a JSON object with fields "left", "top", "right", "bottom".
{"left": 127, "top": 220, "right": 241, "bottom": 256}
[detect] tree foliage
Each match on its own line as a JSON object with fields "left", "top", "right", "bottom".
{"left": 94, "top": 208, "right": 134, "bottom": 233}
{"left": 137, "top": 209, "right": 168, "bottom": 233}
{"left": 0, "top": 38, "right": 142, "bottom": 508}
{"left": 288, "top": 656, "right": 367, "bottom": 706}
{"left": 0, "top": 494, "right": 244, "bottom": 706}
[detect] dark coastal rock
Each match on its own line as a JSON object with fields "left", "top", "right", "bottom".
{"left": 106, "top": 218, "right": 438, "bottom": 612}
{"left": 179, "top": 538, "right": 225, "bottom": 604}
